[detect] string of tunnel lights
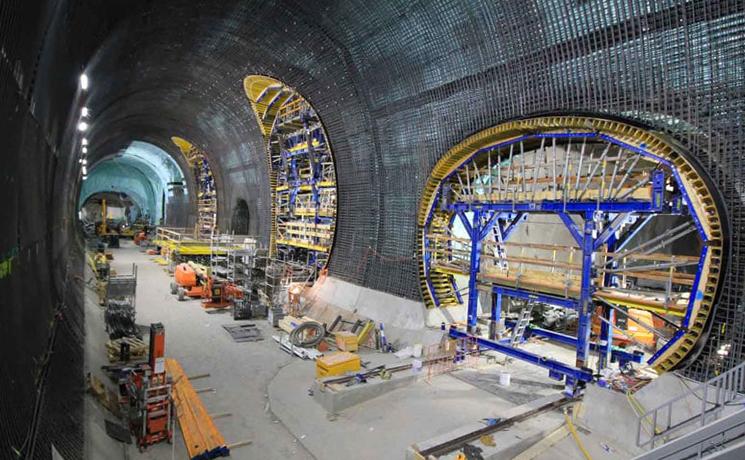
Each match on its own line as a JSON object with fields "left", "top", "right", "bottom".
{"left": 78, "top": 73, "right": 90, "bottom": 180}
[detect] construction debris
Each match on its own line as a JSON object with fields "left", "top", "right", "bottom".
{"left": 104, "top": 420, "right": 132, "bottom": 444}
{"left": 222, "top": 324, "right": 263, "bottom": 343}
{"left": 273, "top": 334, "right": 323, "bottom": 360}
{"left": 87, "top": 373, "right": 121, "bottom": 417}
{"left": 104, "top": 299, "right": 139, "bottom": 339}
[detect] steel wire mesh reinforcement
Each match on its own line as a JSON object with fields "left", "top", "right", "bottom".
{"left": 2, "top": 1, "right": 745, "bottom": 458}
{"left": 313, "top": 0, "right": 745, "bottom": 380}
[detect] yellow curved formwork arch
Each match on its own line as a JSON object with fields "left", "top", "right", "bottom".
{"left": 418, "top": 116, "right": 725, "bottom": 373}
{"left": 242, "top": 75, "right": 338, "bottom": 268}
{"left": 171, "top": 136, "right": 218, "bottom": 238}
{"left": 243, "top": 75, "right": 293, "bottom": 137}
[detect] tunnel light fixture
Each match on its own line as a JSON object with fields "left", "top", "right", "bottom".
{"left": 82, "top": 146, "right": 88, "bottom": 154}
{"left": 81, "top": 138, "right": 88, "bottom": 146}
{"left": 80, "top": 73, "right": 89, "bottom": 90}
{"left": 77, "top": 121, "right": 88, "bottom": 132}
{"left": 81, "top": 107, "right": 89, "bottom": 117}
{"left": 82, "top": 165, "right": 87, "bottom": 175}
{"left": 81, "top": 158, "right": 87, "bottom": 165}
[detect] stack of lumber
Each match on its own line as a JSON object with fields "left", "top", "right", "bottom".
{"left": 166, "top": 358, "right": 229, "bottom": 460}
{"left": 106, "top": 336, "right": 148, "bottom": 362}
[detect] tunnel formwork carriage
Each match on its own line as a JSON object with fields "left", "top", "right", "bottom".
{"left": 172, "top": 137, "right": 218, "bottom": 238}
{"left": 243, "top": 75, "right": 338, "bottom": 278}
{"left": 419, "top": 116, "right": 728, "bottom": 376}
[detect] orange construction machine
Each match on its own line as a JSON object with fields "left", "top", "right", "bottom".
{"left": 202, "top": 279, "right": 244, "bottom": 309}
{"left": 170, "top": 263, "right": 209, "bottom": 301}
{"left": 134, "top": 230, "right": 148, "bottom": 246}
{"left": 170, "top": 262, "right": 244, "bottom": 309}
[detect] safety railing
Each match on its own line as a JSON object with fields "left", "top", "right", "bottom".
{"left": 636, "top": 360, "right": 745, "bottom": 449}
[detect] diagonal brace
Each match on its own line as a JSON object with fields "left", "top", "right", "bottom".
{"left": 558, "top": 212, "right": 583, "bottom": 246}
{"left": 594, "top": 212, "right": 632, "bottom": 250}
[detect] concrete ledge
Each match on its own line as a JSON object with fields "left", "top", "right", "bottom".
{"left": 313, "top": 369, "right": 420, "bottom": 414}
{"left": 302, "top": 276, "right": 447, "bottom": 347}
{"left": 304, "top": 276, "right": 427, "bottom": 329}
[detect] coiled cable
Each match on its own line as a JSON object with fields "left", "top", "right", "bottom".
{"left": 289, "top": 321, "right": 325, "bottom": 347}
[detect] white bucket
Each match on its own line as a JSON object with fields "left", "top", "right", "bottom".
{"left": 499, "top": 373, "right": 511, "bottom": 386}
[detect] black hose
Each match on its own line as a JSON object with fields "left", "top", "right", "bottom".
{"left": 289, "top": 321, "right": 325, "bottom": 347}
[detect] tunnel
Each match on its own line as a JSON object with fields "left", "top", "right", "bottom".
{"left": 2, "top": 1, "right": 745, "bottom": 459}
{"left": 78, "top": 140, "right": 189, "bottom": 227}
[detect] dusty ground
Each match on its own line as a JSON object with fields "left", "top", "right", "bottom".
{"left": 84, "top": 239, "right": 638, "bottom": 460}
{"left": 84, "top": 240, "right": 314, "bottom": 459}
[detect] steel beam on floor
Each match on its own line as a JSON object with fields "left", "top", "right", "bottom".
{"left": 449, "top": 327, "right": 593, "bottom": 383}
{"left": 503, "top": 320, "right": 643, "bottom": 366}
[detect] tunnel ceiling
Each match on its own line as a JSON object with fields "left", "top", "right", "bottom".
{"left": 74, "top": 0, "right": 745, "bottom": 379}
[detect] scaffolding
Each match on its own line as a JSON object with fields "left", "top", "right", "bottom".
{"left": 243, "top": 76, "right": 337, "bottom": 279}
{"left": 172, "top": 137, "right": 218, "bottom": 239}
{"left": 258, "top": 256, "right": 315, "bottom": 308}
{"left": 208, "top": 232, "right": 258, "bottom": 286}
{"left": 152, "top": 227, "right": 234, "bottom": 273}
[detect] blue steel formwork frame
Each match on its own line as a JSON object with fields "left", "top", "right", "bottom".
{"left": 272, "top": 99, "right": 336, "bottom": 271}
{"left": 427, "top": 131, "right": 708, "bottom": 389}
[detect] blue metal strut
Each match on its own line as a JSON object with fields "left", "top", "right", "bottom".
{"left": 449, "top": 327, "right": 593, "bottom": 383}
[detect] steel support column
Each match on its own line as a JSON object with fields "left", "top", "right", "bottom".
{"left": 459, "top": 210, "right": 499, "bottom": 331}
{"left": 575, "top": 213, "right": 596, "bottom": 369}
{"left": 598, "top": 231, "right": 618, "bottom": 370}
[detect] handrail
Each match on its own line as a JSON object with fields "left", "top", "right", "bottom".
{"left": 636, "top": 360, "right": 745, "bottom": 449}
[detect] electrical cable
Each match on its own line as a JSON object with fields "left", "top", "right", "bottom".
{"left": 564, "top": 409, "right": 593, "bottom": 460}
{"left": 289, "top": 321, "right": 325, "bottom": 347}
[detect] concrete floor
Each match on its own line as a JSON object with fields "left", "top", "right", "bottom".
{"left": 271, "top": 357, "right": 525, "bottom": 459}
{"left": 84, "top": 240, "right": 314, "bottom": 459}
{"left": 84, "top": 240, "right": 645, "bottom": 460}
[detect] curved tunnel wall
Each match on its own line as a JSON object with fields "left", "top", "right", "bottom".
{"left": 2, "top": 1, "right": 745, "bottom": 457}
{"left": 79, "top": 160, "right": 158, "bottom": 220}
{"left": 79, "top": 140, "right": 189, "bottom": 225}
{"left": 67, "top": 0, "right": 745, "bottom": 376}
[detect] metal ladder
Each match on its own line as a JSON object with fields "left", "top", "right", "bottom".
{"left": 510, "top": 302, "right": 534, "bottom": 347}
{"left": 491, "top": 223, "right": 509, "bottom": 270}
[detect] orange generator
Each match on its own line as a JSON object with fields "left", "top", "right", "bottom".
{"left": 202, "top": 279, "right": 244, "bottom": 309}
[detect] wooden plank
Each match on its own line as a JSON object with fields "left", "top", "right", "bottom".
{"left": 166, "top": 358, "right": 228, "bottom": 460}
